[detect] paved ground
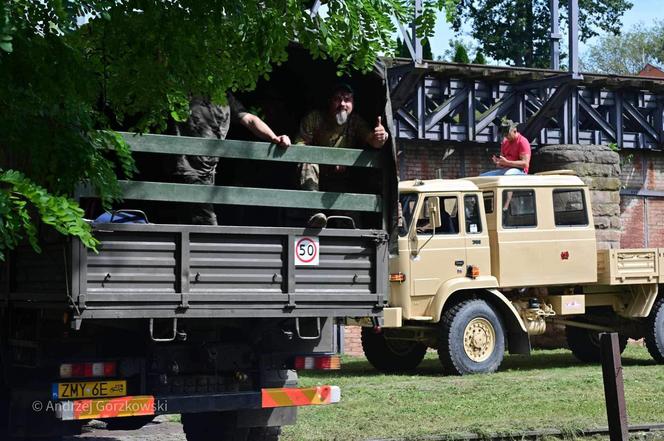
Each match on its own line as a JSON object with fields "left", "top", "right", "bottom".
{"left": 66, "top": 416, "right": 186, "bottom": 441}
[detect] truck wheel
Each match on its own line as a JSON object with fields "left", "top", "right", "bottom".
{"left": 361, "top": 327, "right": 427, "bottom": 373}
{"left": 565, "top": 326, "right": 627, "bottom": 363}
{"left": 645, "top": 296, "right": 664, "bottom": 363}
{"left": 181, "top": 413, "right": 250, "bottom": 441}
{"left": 438, "top": 299, "right": 505, "bottom": 375}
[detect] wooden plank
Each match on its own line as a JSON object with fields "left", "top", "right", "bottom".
{"left": 120, "top": 133, "right": 382, "bottom": 168}
{"left": 600, "top": 333, "right": 629, "bottom": 441}
{"left": 79, "top": 181, "right": 382, "bottom": 213}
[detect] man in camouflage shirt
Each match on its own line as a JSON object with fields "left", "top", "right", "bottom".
{"left": 295, "top": 83, "right": 388, "bottom": 227}
{"left": 175, "top": 94, "right": 290, "bottom": 225}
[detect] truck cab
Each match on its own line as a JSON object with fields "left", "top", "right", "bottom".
{"left": 361, "top": 172, "right": 664, "bottom": 377}
{"left": 390, "top": 178, "right": 492, "bottom": 322}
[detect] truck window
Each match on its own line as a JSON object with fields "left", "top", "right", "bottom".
{"left": 416, "top": 196, "right": 458, "bottom": 235}
{"left": 399, "top": 193, "right": 418, "bottom": 237}
{"left": 553, "top": 189, "right": 588, "bottom": 226}
{"left": 502, "top": 190, "right": 537, "bottom": 228}
{"left": 483, "top": 191, "right": 494, "bottom": 214}
{"left": 464, "top": 195, "right": 482, "bottom": 234}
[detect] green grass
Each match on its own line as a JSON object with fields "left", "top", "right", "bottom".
{"left": 282, "top": 345, "right": 664, "bottom": 441}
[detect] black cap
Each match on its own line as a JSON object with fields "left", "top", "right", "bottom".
{"left": 331, "top": 82, "right": 354, "bottom": 96}
{"left": 500, "top": 118, "right": 518, "bottom": 135}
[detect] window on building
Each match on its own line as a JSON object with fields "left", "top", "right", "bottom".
{"left": 502, "top": 190, "right": 537, "bottom": 228}
{"left": 553, "top": 189, "right": 588, "bottom": 226}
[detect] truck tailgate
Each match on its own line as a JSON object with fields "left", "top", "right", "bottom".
{"left": 64, "top": 223, "right": 386, "bottom": 319}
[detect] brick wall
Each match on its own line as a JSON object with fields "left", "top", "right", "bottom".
{"left": 619, "top": 150, "right": 664, "bottom": 248}
{"left": 399, "top": 140, "right": 498, "bottom": 180}
{"left": 343, "top": 326, "right": 364, "bottom": 356}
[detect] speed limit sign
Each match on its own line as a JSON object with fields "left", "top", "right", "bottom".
{"left": 294, "top": 236, "right": 319, "bottom": 266}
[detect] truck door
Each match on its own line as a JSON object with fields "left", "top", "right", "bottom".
{"left": 462, "top": 193, "right": 491, "bottom": 276}
{"left": 409, "top": 194, "right": 466, "bottom": 317}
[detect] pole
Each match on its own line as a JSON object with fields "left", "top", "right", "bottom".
{"left": 600, "top": 333, "right": 629, "bottom": 441}
{"left": 411, "top": 0, "right": 423, "bottom": 64}
{"left": 549, "top": 0, "right": 561, "bottom": 70}
{"left": 568, "top": 0, "right": 580, "bottom": 77}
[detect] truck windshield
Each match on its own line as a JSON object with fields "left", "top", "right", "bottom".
{"left": 398, "top": 193, "right": 418, "bottom": 236}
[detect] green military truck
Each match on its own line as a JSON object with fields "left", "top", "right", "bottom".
{"left": 0, "top": 54, "right": 397, "bottom": 440}
{"left": 361, "top": 172, "right": 664, "bottom": 375}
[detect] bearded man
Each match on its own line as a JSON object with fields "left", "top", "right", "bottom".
{"left": 295, "top": 83, "right": 388, "bottom": 227}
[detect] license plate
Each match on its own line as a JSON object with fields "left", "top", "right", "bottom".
{"left": 52, "top": 380, "right": 126, "bottom": 400}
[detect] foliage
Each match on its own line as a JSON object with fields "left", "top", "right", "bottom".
{"left": 396, "top": 37, "right": 411, "bottom": 58}
{"left": 582, "top": 21, "right": 664, "bottom": 75}
{"left": 452, "top": 0, "right": 633, "bottom": 67}
{"left": 396, "top": 36, "right": 434, "bottom": 59}
{"left": 0, "top": 170, "right": 99, "bottom": 260}
{"left": 422, "top": 38, "right": 434, "bottom": 60}
{"left": 0, "top": 0, "right": 454, "bottom": 260}
{"left": 472, "top": 50, "right": 486, "bottom": 64}
{"left": 442, "top": 38, "right": 481, "bottom": 63}
{"left": 452, "top": 41, "right": 470, "bottom": 63}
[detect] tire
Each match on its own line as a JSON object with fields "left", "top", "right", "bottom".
{"left": 361, "top": 327, "right": 427, "bottom": 373}
{"left": 181, "top": 413, "right": 250, "bottom": 441}
{"left": 645, "top": 296, "right": 664, "bottom": 363}
{"left": 438, "top": 299, "right": 505, "bottom": 375}
{"left": 565, "top": 325, "right": 627, "bottom": 363}
{"left": 103, "top": 415, "right": 155, "bottom": 431}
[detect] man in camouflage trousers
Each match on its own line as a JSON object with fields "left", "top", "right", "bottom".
{"left": 175, "top": 94, "right": 290, "bottom": 225}
{"left": 295, "top": 83, "right": 389, "bottom": 227}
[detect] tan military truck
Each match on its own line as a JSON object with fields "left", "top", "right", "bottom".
{"left": 360, "top": 172, "right": 664, "bottom": 375}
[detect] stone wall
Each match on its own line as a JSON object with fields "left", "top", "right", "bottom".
{"left": 530, "top": 144, "right": 621, "bottom": 250}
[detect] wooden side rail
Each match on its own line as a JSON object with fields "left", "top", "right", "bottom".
{"left": 77, "top": 181, "right": 382, "bottom": 212}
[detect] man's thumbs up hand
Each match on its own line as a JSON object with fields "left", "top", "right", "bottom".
{"left": 371, "top": 115, "right": 388, "bottom": 148}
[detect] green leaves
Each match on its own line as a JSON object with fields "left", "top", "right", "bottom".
{"left": 582, "top": 21, "right": 664, "bottom": 75}
{"left": 0, "top": 169, "right": 99, "bottom": 260}
{"left": 0, "top": 4, "right": 15, "bottom": 53}
{"left": 454, "top": 0, "right": 632, "bottom": 67}
{"left": 0, "top": 0, "right": 450, "bottom": 260}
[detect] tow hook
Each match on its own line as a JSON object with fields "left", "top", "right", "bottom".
{"left": 371, "top": 316, "right": 381, "bottom": 334}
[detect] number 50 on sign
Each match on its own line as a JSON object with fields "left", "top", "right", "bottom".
{"left": 294, "top": 236, "right": 319, "bottom": 266}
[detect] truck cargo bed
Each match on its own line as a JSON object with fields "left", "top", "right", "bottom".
{"left": 596, "top": 248, "right": 661, "bottom": 285}
{"left": 1, "top": 223, "right": 387, "bottom": 320}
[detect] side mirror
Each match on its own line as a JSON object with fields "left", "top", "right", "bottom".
{"left": 409, "top": 232, "right": 419, "bottom": 256}
{"left": 427, "top": 198, "right": 442, "bottom": 229}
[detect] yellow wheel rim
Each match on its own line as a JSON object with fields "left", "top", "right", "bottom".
{"left": 463, "top": 318, "right": 496, "bottom": 362}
